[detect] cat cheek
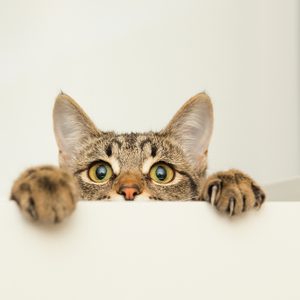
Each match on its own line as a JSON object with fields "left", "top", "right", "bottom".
{"left": 108, "top": 191, "right": 122, "bottom": 200}
{"left": 140, "top": 190, "right": 154, "bottom": 200}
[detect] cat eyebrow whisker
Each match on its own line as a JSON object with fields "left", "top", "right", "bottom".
{"left": 142, "top": 157, "right": 159, "bottom": 174}
{"left": 105, "top": 139, "right": 122, "bottom": 159}
{"left": 111, "top": 139, "right": 122, "bottom": 149}
{"left": 106, "top": 156, "right": 120, "bottom": 175}
{"left": 140, "top": 139, "right": 157, "bottom": 157}
{"left": 140, "top": 139, "right": 152, "bottom": 151}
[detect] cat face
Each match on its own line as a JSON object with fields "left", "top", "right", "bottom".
{"left": 53, "top": 92, "right": 213, "bottom": 201}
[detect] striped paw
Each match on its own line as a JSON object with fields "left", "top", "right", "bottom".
{"left": 202, "top": 169, "right": 265, "bottom": 216}
{"left": 11, "top": 166, "right": 78, "bottom": 223}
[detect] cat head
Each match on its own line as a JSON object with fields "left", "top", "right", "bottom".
{"left": 53, "top": 92, "right": 213, "bottom": 201}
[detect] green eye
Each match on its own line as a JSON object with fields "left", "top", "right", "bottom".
{"left": 88, "top": 162, "right": 113, "bottom": 183}
{"left": 149, "top": 163, "right": 175, "bottom": 184}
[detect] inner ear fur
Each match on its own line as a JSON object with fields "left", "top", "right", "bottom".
{"left": 53, "top": 92, "right": 100, "bottom": 162}
{"left": 161, "top": 92, "right": 214, "bottom": 170}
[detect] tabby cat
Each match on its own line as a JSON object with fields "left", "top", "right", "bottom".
{"left": 11, "top": 92, "right": 265, "bottom": 223}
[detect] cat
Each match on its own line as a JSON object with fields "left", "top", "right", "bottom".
{"left": 11, "top": 92, "right": 265, "bottom": 223}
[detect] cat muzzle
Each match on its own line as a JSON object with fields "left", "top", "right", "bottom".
{"left": 117, "top": 184, "right": 141, "bottom": 201}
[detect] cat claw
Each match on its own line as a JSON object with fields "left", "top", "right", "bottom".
{"left": 210, "top": 185, "right": 218, "bottom": 206}
{"left": 210, "top": 186, "right": 234, "bottom": 216}
{"left": 229, "top": 197, "right": 235, "bottom": 216}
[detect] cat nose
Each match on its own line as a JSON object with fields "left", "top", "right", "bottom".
{"left": 118, "top": 184, "right": 141, "bottom": 201}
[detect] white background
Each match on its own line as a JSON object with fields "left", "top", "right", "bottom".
{"left": 0, "top": 0, "right": 299, "bottom": 198}
{"left": 0, "top": 3, "right": 299, "bottom": 299}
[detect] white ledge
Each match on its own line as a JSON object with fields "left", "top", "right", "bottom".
{"left": 0, "top": 201, "right": 300, "bottom": 300}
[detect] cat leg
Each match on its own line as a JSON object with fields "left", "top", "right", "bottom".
{"left": 10, "top": 166, "right": 79, "bottom": 223}
{"left": 201, "top": 169, "right": 265, "bottom": 216}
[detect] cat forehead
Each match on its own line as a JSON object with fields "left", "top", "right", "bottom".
{"left": 98, "top": 132, "right": 169, "bottom": 157}
{"left": 115, "top": 133, "right": 159, "bottom": 153}
{"left": 75, "top": 131, "right": 184, "bottom": 169}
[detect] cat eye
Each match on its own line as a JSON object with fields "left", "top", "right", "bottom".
{"left": 88, "top": 162, "right": 113, "bottom": 183}
{"left": 149, "top": 163, "right": 175, "bottom": 184}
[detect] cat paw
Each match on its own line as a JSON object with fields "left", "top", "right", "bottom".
{"left": 11, "top": 166, "right": 79, "bottom": 223}
{"left": 201, "top": 169, "right": 265, "bottom": 216}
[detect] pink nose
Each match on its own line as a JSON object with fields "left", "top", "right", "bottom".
{"left": 118, "top": 185, "right": 140, "bottom": 200}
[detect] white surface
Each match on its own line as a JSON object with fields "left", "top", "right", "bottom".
{"left": 0, "top": 0, "right": 299, "bottom": 200}
{"left": 0, "top": 201, "right": 300, "bottom": 300}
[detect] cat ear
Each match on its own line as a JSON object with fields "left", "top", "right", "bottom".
{"left": 53, "top": 93, "right": 100, "bottom": 160}
{"left": 161, "top": 92, "right": 213, "bottom": 170}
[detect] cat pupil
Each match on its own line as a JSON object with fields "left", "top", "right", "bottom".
{"left": 96, "top": 165, "right": 107, "bottom": 180}
{"left": 156, "top": 166, "right": 167, "bottom": 181}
